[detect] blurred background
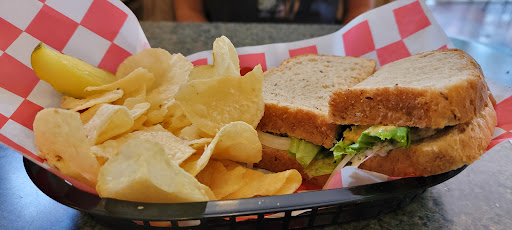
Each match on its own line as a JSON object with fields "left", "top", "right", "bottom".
{"left": 121, "top": 0, "right": 512, "bottom": 54}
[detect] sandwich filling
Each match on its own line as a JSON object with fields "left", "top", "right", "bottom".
{"left": 258, "top": 126, "right": 438, "bottom": 178}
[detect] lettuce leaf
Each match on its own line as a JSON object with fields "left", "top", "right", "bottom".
{"left": 331, "top": 126, "right": 410, "bottom": 157}
{"left": 303, "top": 154, "right": 338, "bottom": 177}
{"left": 287, "top": 137, "right": 322, "bottom": 168}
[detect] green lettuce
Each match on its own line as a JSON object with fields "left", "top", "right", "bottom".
{"left": 303, "top": 152, "right": 338, "bottom": 177}
{"left": 288, "top": 137, "right": 322, "bottom": 168}
{"left": 330, "top": 126, "right": 410, "bottom": 157}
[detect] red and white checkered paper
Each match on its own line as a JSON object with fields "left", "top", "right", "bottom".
{"left": 1, "top": 0, "right": 511, "bottom": 192}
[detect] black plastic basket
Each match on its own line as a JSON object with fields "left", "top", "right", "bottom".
{"left": 24, "top": 157, "right": 466, "bottom": 229}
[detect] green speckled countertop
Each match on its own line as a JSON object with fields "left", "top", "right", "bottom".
{"left": 140, "top": 22, "right": 342, "bottom": 56}
{"left": 1, "top": 22, "right": 511, "bottom": 230}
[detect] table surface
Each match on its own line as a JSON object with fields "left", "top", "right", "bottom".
{"left": 2, "top": 8, "right": 512, "bottom": 230}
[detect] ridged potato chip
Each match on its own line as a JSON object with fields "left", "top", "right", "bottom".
{"left": 175, "top": 65, "right": 264, "bottom": 136}
{"left": 187, "top": 137, "right": 213, "bottom": 150}
{"left": 84, "top": 104, "right": 134, "bottom": 144}
{"left": 178, "top": 124, "right": 203, "bottom": 140}
{"left": 128, "top": 102, "right": 150, "bottom": 120}
{"left": 121, "top": 84, "right": 147, "bottom": 109}
{"left": 164, "top": 102, "right": 192, "bottom": 134}
{"left": 96, "top": 139, "right": 215, "bottom": 203}
{"left": 91, "top": 125, "right": 195, "bottom": 165}
{"left": 33, "top": 108, "right": 99, "bottom": 187}
{"left": 121, "top": 114, "right": 148, "bottom": 136}
{"left": 91, "top": 139, "right": 118, "bottom": 166}
{"left": 188, "top": 65, "right": 216, "bottom": 81}
{"left": 212, "top": 36, "right": 240, "bottom": 77}
{"left": 180, "top": 121, "right": 262, "bottom": 176}
{"left": 180, "top": 152, "right": 203, "bottom": 176}
{"left": 79, "top": 103, "right": 103, "bottom": 124}
{"left": 116, "top": 48, "right": 175, "bottom": 86}
{"left": 222, "top": 161, "right": 302, "bottom": 200}
{"left": 145, "top": 100, "right": 173, "bottom": 126}
{"left": 196, "top": 160, "right": 246, "bottom": 199}
{"left": 145, "top": 54, "right": 192, "bottom": 117}
{"left": 187, "top": 36, "right": 239, "bottom": 82}
{"left": 210, "top": 121, "right": 262, "bottom": 163}
{"left": 116, "top": 48, "right": 192, "bottom": 120}
{"left": 61, "top": 89, "right": 123, "bottom": 111}
{"left": 85, "top": 67, "right": 154, "bottom": 95}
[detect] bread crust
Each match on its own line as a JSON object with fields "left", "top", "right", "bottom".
{"left": 257, "top": 103, "right": 340, "bottom": 148}
{"left": 359, "top": 100, "right": 497, "bottom": 177}
{"left": 329, "top": 49, "right": 489, "bottom": 128}
{"left": 255, "top": 145, "right": 330, "bottom": 186}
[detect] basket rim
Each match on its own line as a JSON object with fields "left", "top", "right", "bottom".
{"left": 23, "top": 157, "right": 465, "bottom": 221}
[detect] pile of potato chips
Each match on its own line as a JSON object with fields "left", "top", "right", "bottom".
{"left": 33, "top": 36, "right": 302, "bottom": 203}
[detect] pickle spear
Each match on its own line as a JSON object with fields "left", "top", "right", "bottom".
{"left": 31, "top": 43, "right": 117, "bottom": 99}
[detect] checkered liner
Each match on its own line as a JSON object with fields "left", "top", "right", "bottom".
{"left": 0, "top": 0, "right": 148, "bottom": 169}
{"left": 1, "top": 0, "right": 511, "bottom": 190}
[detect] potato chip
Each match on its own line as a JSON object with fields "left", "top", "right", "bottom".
{"left": 80, "top": 103, "right": 103, "bottom": 124}
{"left": 180, "top": 121, "right": 261, "bottom": 176}
{"left": 91, "top": 139, "right": 118, "bottom": 166}
{"left": 116, "top": 48, "right": 192, "bottom": 118}
{"left": 188, "top": 65, "right": 217, "bottom": 81}
{"left": 223, "top": 167, "right": 302, "bottom": 200}
{"left": 145, "top": 54, "right": 192, "bottom": 118}
{"left": 96, "top": 139, "right": 215, "bottom": 203}
{"left": 178, "top": 124, "right": 213, "bottom": 140}
{"left": 116, "top": 48, "right": 175, "bottom": 86}
{"left": 92, "top": 125, "right": 196, "bottom": 165}
{"left": 212, "top": 36, "right": 240, "bottom": 77}
{"left": 210, "top": 121, "right": 261, "bottom": 163}
{"left": 145, "top": 100, "right": 173, "bottom": 126}
{"left": 116, "top": 114, "right": 148, "bottom": 138}
{"left": 61, "top": 89, "right": 123, "bottom": 112}
{"left": 157, "top": 99, "right": 179, "bottom": 127}
{"left": 178, "top": 124, "right": 201, "bottom": 140}
{"left": 138, "top": 124, "right": 169, "bottom": 132}
{"left": 84, "top": 104, "right": 134, "bottom": 144}
{"left": 187, "top": 36, "right": 239, "bottom": 82}
{"left": 120, "top": 84, "right": 146, "bottom": 109}
{"left": 196, "top": 160, "right": 246, "bottom": 199}
{"left": 33, "top": 108, "right": 99, "bottom": 187}
{"left": 165, "top": 104, "right": 192, "bottom": 134}
{"left": 85, "top": 67, "right": 154, "bottom": 95}
{"left": 129, "top": 102, "right": 150, "bottom": 120}
{"left": 187, "top": 137, "right": 213, "bottom": 150}
{"left": 175, "top": 65, "right": 264, "bottom": 136}
{"left": 180, "top": 152, "right": 203, "bottom": 176}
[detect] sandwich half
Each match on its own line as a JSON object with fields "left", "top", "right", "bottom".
{"left": 329, "top": 49, "right": 497, "bottom": 177}
{"left": 255, "top": 54, "right": 377, "bottom": 186}
{"left": 256, "top": 49, "right": 497, "bottom": 186}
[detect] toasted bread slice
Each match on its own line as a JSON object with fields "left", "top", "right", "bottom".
{"left": 257, "top": 54, "right": 376, "bottom": 148}
{"left": 359, "top": 99, "right": 496, "bottom": 176}
{"left": 329, "top": 49, "right": 489, "bottom": 128}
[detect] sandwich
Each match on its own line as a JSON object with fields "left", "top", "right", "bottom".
{"left": 255, "top": 54, "right": 377, "bottom": 185}
{"left": 329, "top": 49, "right": 496, "bottom": 177}
{"left": 255, "top": 49, "right": 497, "bottom": 186}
